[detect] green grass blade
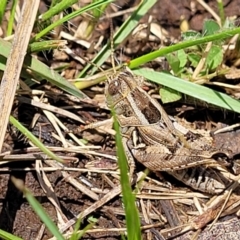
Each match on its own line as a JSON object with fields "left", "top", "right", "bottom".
{"left": 92, "top": 0, "right": 109, "bottom": 18}
{"left": 10, "top": 116, "right": 63, "bottom": 163}
{"left": 78, "top": 0, "right": 158, "bottom": 77}
{"left": 25, "top": 54, "right": 86, "bottom": 98}
{"left": 39, "top": 0, "right": 79, "bottom": 22}
{"left": 50, "top": 0, "right": 61, "bottom": 8}
{"left": 6, "top": 0, "right": 18, "bottom": 36}
{"left": 217, "top": 0, "right": 225, "bottom": 26}
{"left": 0, "top": 38, "right": 86, "bottom": 98}
{"left": 129, "top": 27, "right": 240, "bottom": 69}
{"left": 70, "top": 220, "right": 96, "bottom": 240}
{"left": 0, "top": 229, "right": 23, "bottom": 240}
{"left": 0, "top": 0, "right": 7, "bottom": 23}
{"left": 28, "top": 40, "right": 67, "bottom": 53}
{"left": 33, "top": 0, "right": 114, "bottom": 41}
{"left": 82, "top": 0, "right": 110, "bottom": 39}
{"left": 133, "top": 68, "right": 240, "bottom": 113}
{"left": 112, "top": 112, "right": 141, "bottom": 240}
{"left": 12, "top": 177, "right": 65, "bottom": 240}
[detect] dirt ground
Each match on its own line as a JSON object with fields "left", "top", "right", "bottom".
{"left": 1, "top": 0, "right": 240, "bottom": 239}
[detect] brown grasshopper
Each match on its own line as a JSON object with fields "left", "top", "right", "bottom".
{"left": 104, "top": 66, "right": 231, "bottom": 194}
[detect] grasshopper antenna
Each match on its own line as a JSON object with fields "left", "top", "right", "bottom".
{"left": 110, "top": 18, "right": 116, "bottom": 74}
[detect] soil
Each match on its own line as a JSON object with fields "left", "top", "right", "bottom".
{"left": 1, "top": 0, "right": 240, "bottom": 240}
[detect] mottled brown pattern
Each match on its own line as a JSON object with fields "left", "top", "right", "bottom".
{"left": 105, "top": 67, "right": 232, "bottom": 194}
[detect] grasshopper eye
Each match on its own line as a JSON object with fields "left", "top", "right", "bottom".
{"left": 108, "top": 80, "right": 120, "bottom": 95}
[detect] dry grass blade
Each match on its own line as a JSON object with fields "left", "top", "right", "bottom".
{"left": 35, "top": 160, "right": 69, "bottom": 227}
{"left": 45, "top": 160, "right": 99, "bottom": 201}
{"left": 196, "top": 0, "right": 221, "bottom": 24}
{"left": 17, "top": 96, "right": 85, "bottom": 124}
{"left": 0, "top": 0, "right": 40, "bottom": 151}
{"left": 59, "top": 185, "right": 122, "bottom": 234}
